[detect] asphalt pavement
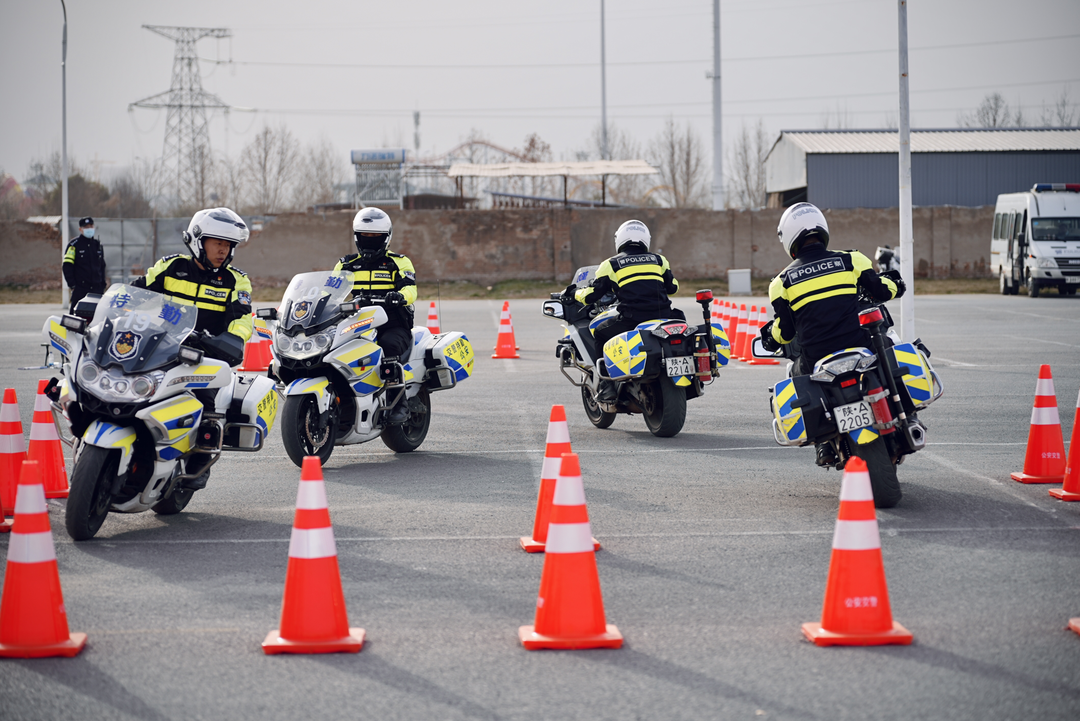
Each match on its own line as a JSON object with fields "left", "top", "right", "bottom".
{"left": 0, "top": 293, "right": 1079, "bottom": 721}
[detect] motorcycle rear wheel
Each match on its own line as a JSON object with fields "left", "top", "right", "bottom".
{"left": 282, "top": 394, "right": 337, "bottom": 468}
{"left": 66, "top": 445, "right": 119, "bottom": 541}
{"left": 581, "top": 385, "right": 616, "bottom": 429}
{"left": 641, "top": 377, "right": 686, "bottom": 437}
{"left": 381, "top": 389, "right": 431, "bottom": 453}
{"left": 852, "top": 438, "right": 902, "bottom": 508}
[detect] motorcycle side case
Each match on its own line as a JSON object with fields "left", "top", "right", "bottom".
{"left": 225, "top": 375, "right": 280, "bottom": 449}
{"left": 424, "top": 332, "right": 475, "bottom": 390}
{"left": 603, "top": 329, "right": 647, "bottom": 381}
{"left": 889, "top": 342, "right": 943, "bottom": 409}
{"left": 771, "top": 375, "right": 834, "bottom": 446}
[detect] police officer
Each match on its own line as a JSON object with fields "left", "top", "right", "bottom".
{"left": 761, "top": 203, "right": 904, "bottom": 464}
{"left": 63, "top": 216, "right": 107, "bottom": 311}
{"left": 574, "top": 219, "right": 683, "bottom": 401}
{"left": 334, "top": 207, "right": 417, "bottom": 424}
{"left": 132, "top": 207, "right": 254, "bottom": 489}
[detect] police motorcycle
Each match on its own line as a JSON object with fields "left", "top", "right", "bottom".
{"left": 750, "top": 293, "right": 942, "bottom": 508}
{"left": 41, "top": 284, "right": 279, "bottom": 540}
{"left": 260, "top": 270, "right": 474, "bottom": 467}
{"left": 542, "top": 265, "right": 731, "bottom": 437}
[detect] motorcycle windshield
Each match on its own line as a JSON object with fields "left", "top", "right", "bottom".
{"left": 88, "top": 284, "right": 197, "bottom": 373}
{"left": 279, "top": 270, "right": 355, "bottom": 333}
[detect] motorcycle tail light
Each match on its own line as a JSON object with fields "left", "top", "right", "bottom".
{"left": 859, "top": 308, "right": 884, "bottom": 326}
{"left": 660, "top": 322, "right": 688, "bottom": 336}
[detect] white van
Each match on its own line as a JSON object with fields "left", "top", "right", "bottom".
{"left": 991, "top": 183, "right": 1080, "bottom": 297}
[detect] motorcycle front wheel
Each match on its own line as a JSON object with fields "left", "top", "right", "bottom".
{"left": 281, "top": 394, "right": 338, "bottom": 468}
{"left": 640, "top": 377, "right": 686, "bottom": 437}
{"left": 852, "top": 437, "right": 902, "bottom": 508}
{"left": 581, "top": 384, "right": 616, "bottom": 429}
{"left": 66, "top": 445, "right": 119, "bottom": 541}
{"left": 381, "top": 389, "right": 431, "bottom": 453}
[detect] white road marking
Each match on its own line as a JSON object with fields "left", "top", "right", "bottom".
{"left": 1019, "top": 337, "right": 1080, "bottom": 349}
{"left": 920, "top": 450, "right": 1064, "bottom": 518}
{"left": 1002, "top": 309, "right": 1080, "bottom": 324}
{"left": 931, "top": 356, "right": 980, "bottom": 367}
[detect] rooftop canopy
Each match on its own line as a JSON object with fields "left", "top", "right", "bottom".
{"left": 447, "top": 159, "right": 658, "bottom": 178}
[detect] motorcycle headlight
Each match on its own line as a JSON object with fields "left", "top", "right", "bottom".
{"left": 131, "top": 374, "right": 158, "bottom": 398}
{"left": 78, "top": 359, "right": 100, "bottom": 385}
{"left": 280, "top": 330, "right": 333, "bottom": 359}
{"left": 276, "top": 333, "right": 291, "bottom": 352}
{"left": 313, "top": 330, "right": 334, "bottom": 350}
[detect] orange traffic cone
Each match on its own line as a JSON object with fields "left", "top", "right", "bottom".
{"left": 747, "top": 306, "right": 780, "bottom": 366}
{"left": 1050, "top": 388, "right": 1080, "bottom": 501}
{"left": 0, "top": 388, "right": 26, "bottom": 530}
{"left": 262, "top": 456, "right": 365, "bottom": 654}
{"left": 731, "top": 304, "right": 749, "bottom": 361}
{"left": 710, "top": 298, "right": 721, "bottom": 327}
{"left": 239, "top": 316, "right": 273, "bottom": 372}
{"left": 0, "top": 460, "right": 87, "bottom": 658}
{"left": 519, "top": 453, "right": 622, "bottom": 650}
{"left": 737, "top": 304, "right": 758, "bottom": 360}
{"left": 426, "top": 301, "right": 441, "bottom": 334}
{"left": 26, "top": 380, "right": 68, "bottom": 499}
{"left": 721, "top": 301, "right": 732, "bottom": 343}
{"left": 802, "top": 456, "right": 913, "bottom": 646}
{"left": 520, "top": 405, "right": 600, "bottom": 553}
{"left": 1012, "top": 365, "right": 1067, "bottom": 484}
{"left": 1070, "top": 618, "right": 1080, "bottom": 636}
{"left": 492, "top": 301, "right": 520, "bottom": 359}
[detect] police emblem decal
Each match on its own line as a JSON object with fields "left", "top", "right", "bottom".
{"left": 110, "top": 331, "right": 141, "bottom": 361}
{"left": 292, "top": 301, "right": 311, "bottom": 321}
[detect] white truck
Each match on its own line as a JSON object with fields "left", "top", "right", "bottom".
{"left": 992, "top": 183, "right": 1080, "bottom": 297}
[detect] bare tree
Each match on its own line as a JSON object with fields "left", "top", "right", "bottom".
{"left": 241, "top": 124, "right": 300, "bottom": 214}
{"left": 127, "top": 157, "right": 165, "bottom": 216}
{"left": 1040, "top": 88, "right": 1078, "bottom": 127}
{"left": 725, "top": 119, "right": 770, "bottom": 210}
{"left": 578, "top": 123, "right": 653, "bottom": 206}
{"left": 292, "top": 136, "right": 347, "bottom": 211}
{"left": 958, "top": 92, "right": 1021, "bottom": 128}
{"left": 212, "top": 155, "right": 247, "bottom": 212}
{"left": 646, "top": 118, "right": 709, "bottom": 209}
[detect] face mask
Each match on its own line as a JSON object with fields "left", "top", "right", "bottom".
{"left": 83, "top": 228, "right": 95, "bottom": 238}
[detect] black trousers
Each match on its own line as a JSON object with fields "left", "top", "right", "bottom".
{"left": 377, "top": 324, "right": 413, "bottom": 362}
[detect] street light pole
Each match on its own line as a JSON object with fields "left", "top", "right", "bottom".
{"left": 711, "top": 0, "right": 723, "bottom": 211}
{"left": 600, "top": 0, "right": 608, "bottom": 161}
{"left": 60, "top": 0, "right": 70, "bottom": 309}
{"left": 897, "top": 0, "right": 914, "bottom": 342}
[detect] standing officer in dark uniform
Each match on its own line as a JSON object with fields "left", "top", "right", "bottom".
{"left": 63, "top": 217, "right": 107, "bottom": 311}
{"left": 334, "top": 207, "right": 417, "bottom": 423}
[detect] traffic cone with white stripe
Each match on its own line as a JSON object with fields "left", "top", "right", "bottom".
{"left": 721, "top": 302, "right": 733, "bottom": 347}
{"left": 426, "top": 301, "right": 441, "bottom": 334}
{"left": 0, "top": 388, "right": 26, "bottom": 530}
{"left": 1011, "top": 365, "right": 1067, "bottom": 484}
{"left": 520, "top": 405, "right": 599, "bottom": 553}
{"left": 0, "top": 459, "right": 87, "bottom": 657}
{"left": 239, "top": 316, "right": 273, "bottom": 372}
{"left": 747, "top": 306, "right": 780, "bottom": 366}
{"left": 262, "top": 456, "right": 365, "bottom": 654}
{"left": 492, "top": 301, "right": 520, "bottom": 359}
{"left": 737, "top": 304, "right": 758, "bottom": 360}
{"left": 26, "top": 380, "right": 68, "bottom": 499}
{"left": 1049, "top": 388, "right": 1080, "bottom": 501}
{"left": 519, "top": 453, "right": 622, "bottom": 650}
{"left": 732, "top": 304, "right": 749, "bottom": 361}
{"left": 802, "top": 456, "right": 912, "bottom": 646}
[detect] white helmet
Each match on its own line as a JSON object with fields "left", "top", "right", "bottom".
{"left": 183, "top": 207, "right": 249, "bottom": 271}
{"left": 614, "top": 219, "right": 651, "bottom": 254}
{"left": 777, "top": 202, "right": 829, "bottom": 259}
{"left": 352, "top": 207, "right": 393, "bottom": 258}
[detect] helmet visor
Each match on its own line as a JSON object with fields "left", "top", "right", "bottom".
{"left": 355, "top": 232, "right": 388, "bottom": 254}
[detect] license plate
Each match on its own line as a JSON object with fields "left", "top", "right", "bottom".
{"left": 1067, "top": 277, "right": 1080, "bottom": 284}
{"left": 834, "top": 400, "right": 874, "bottom": 433}
{"left": 665, "top": 356, "right": 695, "bottom": 377}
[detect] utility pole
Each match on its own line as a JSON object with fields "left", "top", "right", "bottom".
{"left": 60, "top": 0, "right": 69, "bottom": 309}
{"left": 710, "top": 0, "right": 723, "bottom": 210}
{"left": 897, "top": 1, "right": 914, "bottom": 341}
{"left": 130, "top": 25, "right": 230, "bottom": 209}
{"left": 600, "top": 0, "right": 609, "bottom": 161}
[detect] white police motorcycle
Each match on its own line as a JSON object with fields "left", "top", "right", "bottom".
{"left": 42, "top": 284, "right": 279, "bottom": 540}
{"left": 261, "top": 270, "right": 474, "bottom": 467}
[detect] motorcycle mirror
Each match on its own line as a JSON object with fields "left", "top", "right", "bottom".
{"left": 750, "top": 337, "right": 776, "bottom": 359}
{"left": 542, "top": 300, "right": 564, "bottom": 319}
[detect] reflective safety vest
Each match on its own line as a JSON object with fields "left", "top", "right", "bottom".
{"left": 133, "top": 254, "right": 253, "bottom": 341}
{"left": 575, "top": 246, "right": 679, "bottom": 320}
{"left": 334, "top": 252, "right": 417, "bottom": 327}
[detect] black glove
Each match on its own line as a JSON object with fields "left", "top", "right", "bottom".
{"left": 759, "top": 320, "right": 781, "bottom": 352}
{"left": 384, "top": 291, "right": 405, "bottom": 306}
{"left": 560, "top": 283, "right": 577, "bottom": 302}
{"left": 881, "top": 269, "right": 906, "bottom": 299}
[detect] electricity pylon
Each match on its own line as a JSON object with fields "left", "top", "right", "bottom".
{"left": 130, "top": 25, "right": 230, "bottom": 209}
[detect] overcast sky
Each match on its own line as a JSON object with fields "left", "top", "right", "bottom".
{"left": 2, "top": 0, "right": 1078, "bottom": 185}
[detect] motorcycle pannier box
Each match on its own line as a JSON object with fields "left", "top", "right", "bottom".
{"left": 424, "top": 332, "right": 475, "bottom": 391}
{"left": 771, "top": 375, "right": 834, "bottom": 446}
{"left": 225, "top": 375, "right": 280, "bottom": 449}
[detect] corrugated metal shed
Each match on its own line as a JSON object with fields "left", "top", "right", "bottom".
{"left": 766, "top": 128, "right": 1080, "bottom": 208}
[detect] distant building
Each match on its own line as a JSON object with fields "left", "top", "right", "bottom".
{"left": 764, "top": 128, "right": 1080, "bottom": 209}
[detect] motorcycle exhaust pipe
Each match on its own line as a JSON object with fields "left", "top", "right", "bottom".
{"left": 903, "top": 419, "right": 927, "bottom": 450}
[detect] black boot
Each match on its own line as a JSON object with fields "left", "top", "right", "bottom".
{"left": 597, "top": 380, "right": 617, "bottom": 402}
{"left": 815, "top": 443, "right": 839, "bottom": 468}
{"left": 182, "top": 455, "right": 212, "bottom": 490}
{"left": 387, "top": 401, "right": 410, "bottom": 425}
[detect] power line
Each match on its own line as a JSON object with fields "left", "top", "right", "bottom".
{"left": 198, "top": 33, "right": 1079, "bottom": 71}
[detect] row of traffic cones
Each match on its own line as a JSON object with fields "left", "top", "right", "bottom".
{"left": 711, "top": 299, "right": 779, "bottom": 366}
{"left": 1, "top": 382, "right": 69, "bottom": 523}
{"left": 1010, "top": 364, "right": 1080, "bottom": 500}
